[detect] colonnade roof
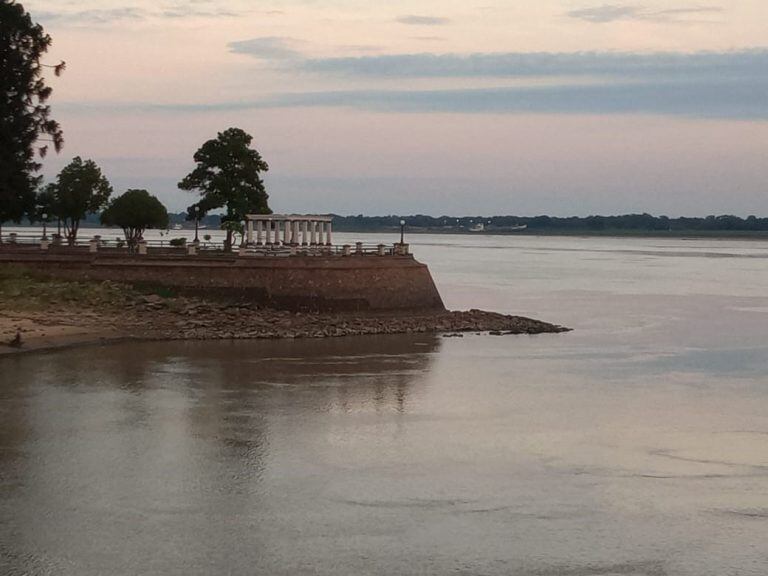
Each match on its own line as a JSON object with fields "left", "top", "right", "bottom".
{"left": 245, "top": 214, "right": 333, "bottom": 222}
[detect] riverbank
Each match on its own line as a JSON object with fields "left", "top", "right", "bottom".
{"left": 0, "top": 270, "right": 568, "bottom": 356}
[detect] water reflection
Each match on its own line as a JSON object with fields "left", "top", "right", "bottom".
{"left": 0, "top": 335, "right": 439, "bottom": 576}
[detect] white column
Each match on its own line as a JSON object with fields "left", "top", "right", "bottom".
{"left": 301, "top": 221, "right": 308, "bottom": 245}
{"left": 310, "top": 221, "right": 317, "bottom": 245}
{"left": 292, "top": 221, "right": 300, "bottom": 245}
{"left": 325, "top": 221, "right": 332, "bottom": 246}
{"left": 256, "top": 220, "right": 264, "bottom": 245}
{"left": 283, "top": 220, "right": 290, "bottom": 245}
{"left": 274, "top": 221, "right": 281, "bottom": 244}
{"left": 317, "top": 222, "right": 324, "bottom": 245}
{"left": 246, "top": 220, "right": 254, "bottom": 244}
{"left": 267, "top": 221, "right": 274, "bottom": 244}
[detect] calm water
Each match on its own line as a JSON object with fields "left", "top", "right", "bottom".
{"left": 2, "top": 234, "right": 768, "bottom": 575}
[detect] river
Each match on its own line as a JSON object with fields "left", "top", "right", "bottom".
{"left": 2, "top": 234, "right": 768, "bottom": 575}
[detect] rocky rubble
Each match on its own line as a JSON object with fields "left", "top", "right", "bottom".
{"left": 120, "top": 296, "right": 570, "bottom": 341}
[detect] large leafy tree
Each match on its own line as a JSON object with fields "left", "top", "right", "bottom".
{"left": 101, "top": 189, "right": 169, "bottom": 249}
{"left": 179, "top": 128, "right": 270, "bottom": 250}
{"left": 52, "top": 157, "right": 112, "bottom": 244}
{"left": 0, "top": 0, "right": 65, "bottom": 238}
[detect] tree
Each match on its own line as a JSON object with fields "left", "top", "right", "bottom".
{"left": 178, "top": 128, "right": 270, "bottom": 250}
{"left": 101, "top": 189, "right": 169, "bottom": 249}
{"left": 51, "top": 157, "right": 112, "bottom": 244}
{"left": 0, "top": 0, "right": 65, "bottom": 239}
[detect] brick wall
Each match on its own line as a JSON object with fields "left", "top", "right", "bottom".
{"left": 0, "top": 250, "right": 446, "bottom": 312}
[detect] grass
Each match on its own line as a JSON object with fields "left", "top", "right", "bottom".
{"left": 0, "top": 267, "right": 140, "bottom": 310}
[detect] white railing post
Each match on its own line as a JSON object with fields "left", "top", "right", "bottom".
{"left": 138, "top": 240, "right": 148, "bottom": 255}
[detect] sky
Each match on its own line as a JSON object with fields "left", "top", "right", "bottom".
{"left": 23, "top": 0, "right": 768, "bottom": 216}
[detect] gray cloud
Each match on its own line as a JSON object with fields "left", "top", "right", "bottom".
{"left": 161, "top": 6, "right": 240, "bottom": 18}
{"left": 299, "top": 49, "right": 768, "bottom": 80}
{"left": 57, "top": 75, "right": 768, "bottom": 120}
{"left": 36, "top": 7, "right": 147, "bottom": 24}
{"left": 36, "top": 3, "right": 243, "bottom": 25}
{"left": 217, "top": 43, "right": 768, "bottom": 119}
{"left": 262, "top": 79, "right": 768, "bottom": 120}
{"left": 568, "top": 4, "right": 724, "bottom": 23}
{"left": 228, "top": 37, "right": 304, "bottom": 60}
{"left": 396, "top": 15, "right": 451, "bottom": 26}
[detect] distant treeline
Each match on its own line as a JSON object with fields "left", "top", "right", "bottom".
{"left": 20, "top": 212, "right": 768, "bottom": 235}
{"left": 331, "top": 213, "right": 768, "bottom": 234}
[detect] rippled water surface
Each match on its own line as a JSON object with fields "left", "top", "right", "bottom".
{"left": 2, "top": 234, "right": 768, "bottom": 575}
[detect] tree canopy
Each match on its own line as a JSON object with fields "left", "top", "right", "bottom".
{"left": 0, "top": 0, "right": 64, "bottom": 233}
{"left": 179, "top": 128, "right": 270, "bottom": 249}
{"left": 101, "top": 189, "right": 169, "bottom": 248}
{"left": 51, "top": 157, "right": 112, "bottom": 243}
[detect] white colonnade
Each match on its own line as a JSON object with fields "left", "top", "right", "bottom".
{"left": 245, "top": 215, "right": 333, "bottom": 246}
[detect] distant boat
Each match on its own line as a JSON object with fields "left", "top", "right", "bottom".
{"left": 468, "top": 223, "right": 527, "bottom": 232}
{"left": 173, "top": 224, "right": 183, "bottom": 230}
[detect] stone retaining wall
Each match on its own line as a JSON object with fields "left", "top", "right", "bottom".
{"left": 0, "top": 250, "right": 446, "bottom": 312}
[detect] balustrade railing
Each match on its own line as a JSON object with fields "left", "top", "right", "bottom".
{"left": 0, "top": 233, "right": 409, "bottom": 257}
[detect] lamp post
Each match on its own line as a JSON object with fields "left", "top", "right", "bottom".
{"left": 42, "top": 213, "right": 48, "bottom": 239}
{"left": 193, "top": 207, "right": 200, "bottom": 243}
{"left": 400, "top": 219, "right": 405, "bottom": 245}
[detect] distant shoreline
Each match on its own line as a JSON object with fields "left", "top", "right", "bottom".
{"left": 6, "top": 223, "right": 768, "bottom": 241}
{"left": 338, "top": 228, "right": 768, "bottom": 240}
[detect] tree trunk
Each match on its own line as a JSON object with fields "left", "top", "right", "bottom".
{"left": 224, "top": 229, "right": 233, "bottom": 252}
{"left": 67, "top": 219, "right": 79, "bottom": 245}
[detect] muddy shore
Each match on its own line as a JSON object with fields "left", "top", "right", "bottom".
{"left": 0, "top": 274, "right": 569, "bottom": 356}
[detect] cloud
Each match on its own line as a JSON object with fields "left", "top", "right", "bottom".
{"left": 567, "top": 5, "right": 641, "bottom": 22}
{"left": 36, "top": 8, "right": 147, "bottom": 24}
{"left": 160, "top": 6, "right": 240, "bottom": 18}
{"left": 396, "top": 15, "right": 451, "bottom": 26}
{"left": 299, "top": 49, "right": 768, "bottom": 80}
{"left": 228, "top": 37, "right": 304, "bottom": 61}
{"left": 221, "top": 44, "right": 768, "bottom": 119}
{"left": 262, "top": 78, "right": 768, "bottom": 119}
{"left": 57, "top": 75, "right": 768, "bottom": 120}
{"left": 36, "top": 3, "right": 243, "bottom": 25}
{"left": 568, "top": 4, "right": 724, "bottom": 24}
